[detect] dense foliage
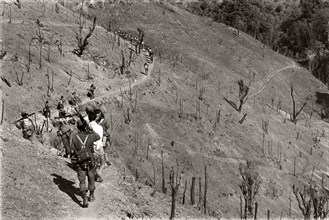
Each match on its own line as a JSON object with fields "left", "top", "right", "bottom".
{"left": 187, "top": 0, "right": 329, "bottom": 87}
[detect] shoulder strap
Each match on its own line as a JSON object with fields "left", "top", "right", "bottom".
{"left": 76, "top": 135, "right": 89, "bottom": 149}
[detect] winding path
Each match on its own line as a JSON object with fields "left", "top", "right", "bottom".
{"left": 80, "top": 56, "right": 155, "bottom": 107}
{"left": 249, "top": 62, "right": 301, "bottom": 98}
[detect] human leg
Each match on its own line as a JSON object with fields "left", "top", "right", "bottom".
{"left": 99, "top": 146, "right": 105, "bottom": 171}
{"left": 77, "top": 166, "right": 88, "bottom": 207}
{"left": 87, "top": 163, "right": 96, "bottom": 202}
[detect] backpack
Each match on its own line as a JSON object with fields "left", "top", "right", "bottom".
{"left": 76, "top": 135, "right": 92, "bottom": 163}
{"left": 22, "top": 118, "right": 34, "bottom": 131}
{"left": 22, "top": 118, "right": 34, "bottom": 136}
{"left": 57, "top": 102, "right": 63, "bottom": 110}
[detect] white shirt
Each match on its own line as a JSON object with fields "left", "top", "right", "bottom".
{"left": 83, "top": 115, "right": 90, "bottom": 124}
{"left": 89, "top": 121, "right": 103, "bottom": 152}
{"left": 66, "top": 106, "right": 77, "bottom": 115}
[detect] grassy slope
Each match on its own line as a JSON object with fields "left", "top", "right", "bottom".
{"left": 88, "top": 1, "right": 329, "bottom": 218}
{"left": 0, "top": 0, "right": 329, "bottom": 219}
{"left": 0, "top": 1, "right": 206, "bottom": 219}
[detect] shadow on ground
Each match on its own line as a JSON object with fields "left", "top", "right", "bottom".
{"left": 51, "top": 173, "right": 82, "bottom": 207}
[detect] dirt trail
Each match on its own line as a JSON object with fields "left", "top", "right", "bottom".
{"left": 80, "top": 55, "right": 154, "bottom": 107}
{"left": 75, "top": 165, "right": 122, "bottom": 219}
{"left": 72, "top": 56, "right": 155, "bottom": 219}
{"left": 249, "top": 62, "right": 301, "bottom": 98}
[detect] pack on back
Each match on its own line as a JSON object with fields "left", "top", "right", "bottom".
{"left": 76, "top": 135, "right": 92, "bottom": 163}
{"left": 22, "top": 118, "right": 34, "bottom": 131}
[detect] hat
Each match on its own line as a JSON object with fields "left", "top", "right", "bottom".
{"left": 61, "top": 125, "right": 71, "bottom": 134}
{"left": 94, "top": 109, "right": 101, "bottom": 115}
{"left": 21, "top": 112, "right": 28, "bottom": 118}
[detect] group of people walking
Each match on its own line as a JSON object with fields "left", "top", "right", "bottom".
{"left": 13, "top": 22, "right": 156, "bottom": 210}
{"left": 14, "top": 90, "right": 111, "bottom": 207}
{"left": 114, "top": 29, "right": 154, "bottom": 62}
{"left": 69, "top": 105, "right": 111, "bottom": 207}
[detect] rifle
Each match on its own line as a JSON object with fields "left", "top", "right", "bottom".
{"left": 13, "top": 112, "right": 35, "bottom": 124}
{"left": 74, "top": 107, "right": 92, "bottom": 133}
{"left": 54, "top": 114, "right": 78, "bottom": 119}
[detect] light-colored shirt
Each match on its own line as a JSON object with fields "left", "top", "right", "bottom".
{"left": 89, "top": 121, "right": 103, "bottom": 152}
{"left": 83, "top": 115, "right": 90, "bottom": 124}
{"left": 66, "top": 106, "right": 77, "bottom": 115}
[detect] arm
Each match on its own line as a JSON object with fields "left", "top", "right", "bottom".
{"left": 29, "top": 118, "right": 36, "bottom": 131}
{"left": 15, "top": 121, "right": 23, "bottom": 129}
{"left": 70, "top": 136, "right": 78, "bottom": 156}
{"left": 91, "top": 129, "right": 100, "bottom": 141}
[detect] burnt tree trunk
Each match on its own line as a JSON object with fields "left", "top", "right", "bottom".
{"left": 191, "top": 177, "right": 195, "bottom": 205}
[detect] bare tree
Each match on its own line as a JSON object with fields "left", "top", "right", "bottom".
{"left": 237, "top": 80, "right": 250, "bottom": 113}
{"left": 292, "top": 184, "right": 314, "bottom": 220}
{"left": 239, "top": 161, "right": 262, "bottom": 218}
{"left": 0, "top": 38, "right": 7, "bottom": 60}
{"left": 169, "top": 165, "right": 182, "bottom": 220}
{"left": 8, "top": 4, "right": 11, "bottom": 24}
{"left": 312, "top": 188, "right": 329, "bottom": 219}
{"left": 33, "top": 25, "right": 45, "bottom": 69}
{"left": 14, "top": 0, "right": 21, "bottom": 9}
{"left": 290, "top": 84, "right": 310, "bottom": 124}
{"left": 72, "top": 17, "right": 97, "bottom": 57}
{"left": 45, "top": 68, "right": 54, "bottom": 96}
{"left": 120, "top": 49, "right": 125, "bottom": 75}
{"left": 15, "top": 70, "right": 24, "bottom": 86}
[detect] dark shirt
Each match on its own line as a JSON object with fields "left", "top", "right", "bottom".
{"left": 70, "top": 131, "right": 100, "bottom": 155}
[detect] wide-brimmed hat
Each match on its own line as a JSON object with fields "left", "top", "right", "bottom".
{"left": 21, "top": 112, "right": 28, "bottom": 118}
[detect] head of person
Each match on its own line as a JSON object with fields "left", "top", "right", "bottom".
{"left": 61, "top": 96, "right": 64, "bottom": 99}
{"left": 88, "top": 111, "right": 97, "bottom": 122}
{"left": 21, "top": 112, "right": 28, "bottom": 118}
{"left": 94, "top": 109, "right": 103, "bottom": 122}
{"left": 85, "top": 105, "right": 94, "bottom": 115}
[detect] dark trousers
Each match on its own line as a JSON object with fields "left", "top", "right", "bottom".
{"left": 61, "top": 135, "right": 71, "bottom": 155}
{"left": 77, "top": 163, "right": 96, "bottom": 192}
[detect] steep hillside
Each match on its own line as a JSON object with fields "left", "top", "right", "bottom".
{"left": 87, "top": 1, "right": 329, "bottom": 218}
{"left": 0, "top": 0, "right": 207, "bottom": 219}
{"left": 1, "top": 0, "right": 329, "bottom": 219}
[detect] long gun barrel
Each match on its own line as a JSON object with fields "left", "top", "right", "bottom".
{"left": 74, "top": 107, "right": 92, "bottom": 133}
{"left": 13, "top": 112, "right": 35, "bottom": 124}
{"left": 54, "top": 114, "right": 78, "bottom": 119}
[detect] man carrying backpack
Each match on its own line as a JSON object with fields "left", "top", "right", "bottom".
{"left": 15, "top": 112, "right": 35, "bottom": 142}
{"left": 144, "top": 62, "right": 149, "bottom": 75}
{"left": 57, "top": 124, "right": 72, "bottom": 158}
{"left": 43, "top": 101, "right": 51, "bottom": 119}
{"left": 70, "top": 119, "right": 100, "bottom": 208}
{"left": 87, "top": 84, "right": 96, "bottom": 100}
{"left": 57, "top": 96, "right": 65, "bottom": 110}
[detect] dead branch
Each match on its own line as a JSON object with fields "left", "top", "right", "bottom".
{"left": 290, "top": 84, "right": 310, "bottom": 124}
{"left": 14, "top": 0, "right": 21, "bottom": 9}
{"left": 73, "top": 17, "right": 97, "bottom": 57}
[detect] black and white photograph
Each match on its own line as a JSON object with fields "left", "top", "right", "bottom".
{"left": 0, "top": 0, "right": 329, "bottom": 219}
